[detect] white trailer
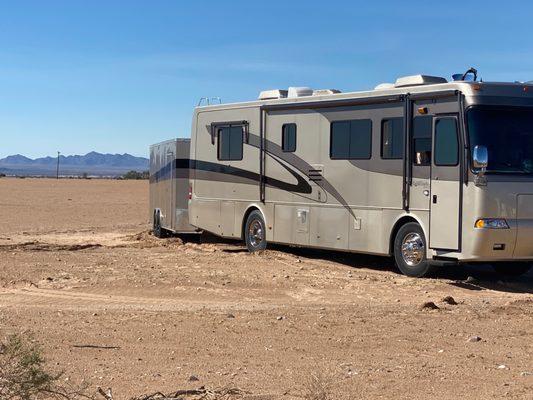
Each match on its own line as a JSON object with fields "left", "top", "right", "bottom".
{"left": 149, "top": 138, "right": 198, "bottom": 236}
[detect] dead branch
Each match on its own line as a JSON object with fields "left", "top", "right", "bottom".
{"left": 95, "top": 386, "right": 246, "bottom": 400}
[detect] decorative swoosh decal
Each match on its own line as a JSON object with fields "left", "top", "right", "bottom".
{"left": 150, "top": 158, "right": 312, "bottom": 195}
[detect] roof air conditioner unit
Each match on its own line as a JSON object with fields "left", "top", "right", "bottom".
{"left": 287, "top": 86, "right": 313, "bottom": 98}
{"left": 394, "top": 75, "right": 447, "bottom": 88}
{"left": 258, "top": 89, "right": 288, "bottom": 100}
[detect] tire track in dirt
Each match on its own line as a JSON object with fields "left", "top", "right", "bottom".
{"left": 0, "top": 286, "right": 277, "bottom": 313}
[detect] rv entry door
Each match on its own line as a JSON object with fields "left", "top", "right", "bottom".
{"left": 429, "top": 115, "right": 461, "bottom": 250}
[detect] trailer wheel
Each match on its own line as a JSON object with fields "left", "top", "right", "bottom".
{"left": 244, "top": 210, "right": 267, "bottom": 252}
{"left": 393, "top": 222, "right": 435, "bottom": 277}
{"left": 153, "top": 210, "right": 166, "bottom": 238}
{"left": 492, "top": 263, "right": 531, "bottom": 276}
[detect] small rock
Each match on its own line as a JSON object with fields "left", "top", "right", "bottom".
{"left": 468, "top": 336, "right": 482, "bottom": 343}
{"left": 520, "top": 371, "right": 533, "bottom": 377}
{"left": 442, "top": 296, "right": 458, "bottom": 305}
{"left": 420, "top": 301, "right": 440, "bottom": 310}
{"left": 276, "top": 316, "right": 284, "bottom": 321}
{"left": 497, "top": 365, "right": 508, "bottom": 370}
{"left": 188, "top": 375, "right": 199, "bottom": 382}
{"left": 465, "top": 276, "right": 477, "bottom": 283}
{"left": 226, "top": 313, "right": 235, "bottom": 319}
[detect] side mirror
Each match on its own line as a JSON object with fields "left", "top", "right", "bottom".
{"left": 473, "top": 145, "right": 488, "bottom": 171}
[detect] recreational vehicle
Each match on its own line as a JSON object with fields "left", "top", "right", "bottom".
{"left": 151, "top": 70, "right": 533, "bottom": 277}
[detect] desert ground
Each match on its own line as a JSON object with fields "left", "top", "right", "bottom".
{"left": 0, "top": 178, "right": 532, "bottom": 399}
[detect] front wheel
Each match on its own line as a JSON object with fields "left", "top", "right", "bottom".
{"left": 393, "top": 222, "right": 436, "bottom": 278}
{"left": 244, "top": 210, "right": 267, "bottom": 252}
{"left": 492, "top": 263, "right": 531, "bottom": 277}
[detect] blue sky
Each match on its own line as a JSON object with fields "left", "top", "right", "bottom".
{"left": 1, "top": 1, "right": 532, "bottom": 158}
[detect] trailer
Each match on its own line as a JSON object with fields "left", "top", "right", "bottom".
{"left": 149, "top": 138, "right": 198, "bottom": 236}
{"left": 151, "top": 70, "right": 533, "bottom": 278}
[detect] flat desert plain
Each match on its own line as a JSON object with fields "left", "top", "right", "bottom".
{"left": 0, "top": 178, "right": 532, "bottom": 399}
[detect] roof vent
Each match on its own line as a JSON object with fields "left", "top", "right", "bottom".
{"left": 287, "top": 86, "right": 313, "bottom": 98}
{"left": 313, "top": 89, "right": 341, "bottom": 96}
{"left": 394, "top": 75, "right": 447, "bottom": 88}
{"left": 374, "top": 83, "right": 395, "bottom": 90}
{"left": 258, "top": 89, "right": 288, "bottom": 100}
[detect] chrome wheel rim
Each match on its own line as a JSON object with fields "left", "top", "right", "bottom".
{"left": 401, "top": 232, "right": 425, "bottom": 266}
{"left": 248, "top": 220, "right": 264, "bottom": 247}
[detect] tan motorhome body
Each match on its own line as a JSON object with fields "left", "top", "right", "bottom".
{"left": 186, "top": 80, "right": 533, "bottom": 266}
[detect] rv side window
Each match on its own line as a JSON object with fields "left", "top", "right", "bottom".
{"left": 434, "top": 118, "right": 459, "bottom": 166}
{"left": 217, "top": 126, "right": 243, "bottom": 161}
{"left": 330, "top": 119, "right": 372, "bottom": 160}
{"left": 282, "top": 123, "right": 297, "bottom": 152}
{"left": 413, "top": 116, "right": 432, "bottom": 166}
{"left": 381, "top": 118, "right": 404, "bottom": 159}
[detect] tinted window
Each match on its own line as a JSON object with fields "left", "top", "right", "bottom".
{"left": 330, "top": 119, "right": 372, "bottom": 159}
{"left": 218, "top": 126, "right": 243, "bottom": 161}
{"left": 381, "top": 118, "right": 404, "bottom": 159}
{"left": 468, "top": 107, "right": 533, "bottom": 173}
{"left": 434, "top": 118, "right": 459, "bottom": 166}
{"left": 413, "top": 116, "right": 432, "bottom": 166}
{"left": 282, "top": 123, "right": 297, "bottom": 152}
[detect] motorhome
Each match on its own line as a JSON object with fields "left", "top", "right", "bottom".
{"left": 151, "top": 70, "right": 533, "bottom": 277}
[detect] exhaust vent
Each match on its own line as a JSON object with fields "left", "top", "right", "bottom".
{"left": 313, "top": 89, "right": 341, "bottom": 96}
{"left": 258, "top": 89, "right": 288, "bottom": 100}
{"left": 374, "top": 83, "right": 395, "bottom": 90}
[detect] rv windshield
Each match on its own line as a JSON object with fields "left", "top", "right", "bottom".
{"left": 467, "top": 106, "right": 533, "bottom": 174}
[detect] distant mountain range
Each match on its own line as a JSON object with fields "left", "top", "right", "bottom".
{"left": 0, "top": 152, "right": 149, "bottom": 177}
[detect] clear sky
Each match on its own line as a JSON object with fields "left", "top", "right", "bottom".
{"left": 1, "top": 0, "right": 532, "bottom": 158}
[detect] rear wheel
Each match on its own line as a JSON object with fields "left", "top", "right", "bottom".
{"left": 393, "top": 222, "right": 435, "bottom": 277}
{"left": 153, "top": 210, "right": 166, "bottom": 238}
{"left": 244, "top": 210, "right": 267, "bottom": 252}
{"left": 492, "top": 263, "right": 531, "bottom": 276}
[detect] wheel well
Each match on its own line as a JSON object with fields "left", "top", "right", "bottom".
{"left": 389, "top": 216, "right": 419, "bottom": 255}
{"left": 241, "top": 206, "right": 260, "bottom": 240}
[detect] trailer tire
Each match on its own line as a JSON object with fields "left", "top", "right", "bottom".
{"left": 393, "top": 222, "right": 435, "bottom": 277}
{"left": 153, "top": 210, "right": 166, "bottom": 239}
{"left": 492, "top": 262, "right": 532, "bottom": 276}
{"left": 244, "top": 210, "right": 267, "bottom": 252}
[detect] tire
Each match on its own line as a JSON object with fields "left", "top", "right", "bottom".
{"left": 393, "top": 222, "right": 435, "bottom": 277}
{"left": 244, "top": 210, "right": 267, "bottom": 252}
{"left": 153, "top": 211, "right": 166, "bottom": 238}
{"left": 492, "top": 263, "right": 532, "bottom": 277}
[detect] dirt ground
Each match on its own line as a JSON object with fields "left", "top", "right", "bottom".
{"left": 0, "top": 178, "right": 532, "bottom": 399}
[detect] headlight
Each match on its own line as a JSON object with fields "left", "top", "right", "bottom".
{"left": 475, "top": 218, "right": 509, "bottom": 229}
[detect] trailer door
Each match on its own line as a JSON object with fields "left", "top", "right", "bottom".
{"left": 429, "top": 115, "right": 461, "bottom": 250}
{"left": 163, "top": 150, "right": 175, "bottom": 230}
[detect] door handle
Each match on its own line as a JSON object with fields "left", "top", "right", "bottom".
{"left": 433, "top": 195, "right": 437, "bottom": 204}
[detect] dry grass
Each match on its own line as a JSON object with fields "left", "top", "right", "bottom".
{"left": 302, "top": 371, "right": 335, "bottom": 400}
{"left": 0, "top": 333, "right": 92, "bottom": 400}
